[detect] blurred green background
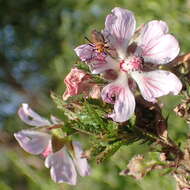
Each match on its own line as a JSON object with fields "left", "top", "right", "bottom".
{"left": 0, "top": 0, "right": 190, "bottom": 189}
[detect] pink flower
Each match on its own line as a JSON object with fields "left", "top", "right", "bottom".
{"left": 44, "top": 141, "right": 90, "bottom": 185}
{"left": 14, "top": 104, "right": 90, "bottom": 185}
{"left": 75, "top": 7, "right": 182, "bottom": 122}
{"left": 63, "top": 67, "right": 101, "bottom": 100}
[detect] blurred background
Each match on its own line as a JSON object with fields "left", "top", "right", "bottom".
{"left": 0, "top": 0, "right": 190, "bottom": 189}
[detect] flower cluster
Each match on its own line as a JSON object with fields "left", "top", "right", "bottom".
{"left": 14, "top": 104, "right": 90, "bottom": 185}
{"left": 14, "top": 7, "right": 184, "bottom": 187}
{"left": 73, "top": 7, "right": 182, "bottom": 122}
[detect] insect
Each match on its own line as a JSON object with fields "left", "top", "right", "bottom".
{"left": 85, "top": 29, "right": 110, "bottom": 54}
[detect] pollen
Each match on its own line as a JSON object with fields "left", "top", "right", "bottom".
{"left": 120, "top": 56, "right": 143, "bottom": 73}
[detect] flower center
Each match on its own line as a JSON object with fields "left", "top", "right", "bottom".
{"left": 120, "top": 56, "right": 143, "bottom": 73}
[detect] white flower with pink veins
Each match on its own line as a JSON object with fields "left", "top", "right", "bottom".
{"left": 75, "top": 7, "right": 182, "bottom": 122}
{"left": 14, "top": 104, "right": 90, "bottom": 185}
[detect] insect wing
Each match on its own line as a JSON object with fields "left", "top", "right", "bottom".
{"left": 91, "top": 29, "right": 105, "bottom": 43}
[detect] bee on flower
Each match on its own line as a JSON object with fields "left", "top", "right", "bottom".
{"left": 86, "top": 29, "right": 109, "bottom": 54}
{"left": 75, "top": 7, "right": 182, "bottom": 122}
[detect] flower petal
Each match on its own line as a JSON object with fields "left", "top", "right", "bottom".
{"left": 18, "top": 103, "right": 51, "bottom": 127}
{"left": 50, "top": 115, "right": 61, "bottom": 125}
{"left": 137, "top": 20, "right": 169, "bottom": 43}
{"left": 135, "top": 20, "right": 179, "bottom": 64}
{"left": 103, "top": 69, "right": 118, "bottom": 81}
{"left": 45, "top": 148, "right": 77, "bottom": 185}
{"left": 131, "top": 70, "right": 182, "bottom": 102}
{"left": 72, "top": 141, "right": 90, "bottom": 177}
{"left": 101, "top": 73, "right": 135, "bottom": 122}
{"left": 63, "top": 68, "right": 91, "bottom": 100}
{"left": 140, "top": 35, "right": 179, "bottom": 64}
{"left": 74, "top": 44, "right": 94, "bottom": 62}
{"left": 90, "top": 56, "right": 118, "bottom": 74}
{"left": 14, "top": 130, "right": 51, "bottom": 155}
{"left": 75, "top": 44, "right": 117, "bottom": 75}
{"left": 42, "top": 141, "right": 53, "bottom": 157}
{"left": 104, "top": 7, "right": 136, "bottom": 59}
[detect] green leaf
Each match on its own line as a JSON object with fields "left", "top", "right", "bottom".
{"left": 96, "top": 140, "right": 125, "bottom": 163}
{"left": 75, "top": 61, "right": 90, "bottom": 72}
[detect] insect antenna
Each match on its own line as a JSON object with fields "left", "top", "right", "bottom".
{"left": 84, "top": 36, "right": 93, "bottom": 44}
